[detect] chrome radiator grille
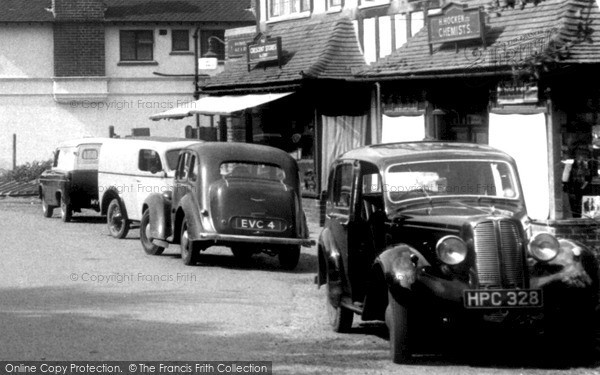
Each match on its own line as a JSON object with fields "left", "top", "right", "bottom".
{"left": 473, "top": 220, "right": 525, "bottom": 288}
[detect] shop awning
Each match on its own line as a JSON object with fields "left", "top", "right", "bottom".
{"left": 150, "top": 92, "right": 293, "bottom": 120}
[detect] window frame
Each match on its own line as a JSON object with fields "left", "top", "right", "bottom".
{"left": 171, "top": 29, "right": 190, "bottom": 52}
{"left": 268, "top": 0, "right": 311, "bottom": 19}
{"left": 119, "top": 30, "right": 155, "bottom": 62}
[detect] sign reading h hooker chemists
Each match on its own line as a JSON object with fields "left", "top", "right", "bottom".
{"left": 428, "top": 3, "right": 485, "bottom": 47}
{"left": 247, "top": 34, "right": 282, "bottom": 71}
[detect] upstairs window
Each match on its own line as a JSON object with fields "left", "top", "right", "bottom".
{"left": 172, "top": 29, "right": 190, "bottom": 52}
{"left": 120, "top": 30, "right": 154, "bottom": 61}
{"left": 269, "top": 0, "right": 310, "bottom": 17}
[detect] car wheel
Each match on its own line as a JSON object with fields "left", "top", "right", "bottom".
{"left": 385, "top": 290, "right": 411, "bottom": 364}
{"left": 107, "top": 198, "right": 130, "bottom": 239}
{"left": 180, "top": 217, "right": 198, "bottom": 266}
{"left": 231, "top": 246, "right": 253, "bottom": 262}
{"left": 41, "top": 196, "right": 54, "bottom": 218}
{"left": 278, "top": 245, "right": 301, "bottom": 270}
{"left": 140, "top": 210, "right": 164, "bottom": 255}
{"left": 326, "top": 291, "right": 353, "bottom": 333}
{"left": 60, "top": 196, "right": 72, "bottom": 222}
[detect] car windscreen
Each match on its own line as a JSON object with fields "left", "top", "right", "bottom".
{"left": 220, "top": 162, "right": 285, "bottom": 181}
{"left": 165, "top": 149, "right": 182, "bottom": 171}
{"left": 384, "top": 159, "right": 519, "bottom": 203}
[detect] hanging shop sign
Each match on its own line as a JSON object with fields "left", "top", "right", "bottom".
{"left": 247, "top": 34, "right": 282, "bottom": 70}
{"left": 227, "top": 33, "right": 255, "bottom": 58}
{"left": 496, "top": 80, "right": 539, "bottom": 105}
{"left": 428, "top": 3, "right": 485, "bottom": 45}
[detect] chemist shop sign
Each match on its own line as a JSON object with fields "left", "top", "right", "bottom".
{"left": 428, "top": 3, "right": 484, "bottom": 45}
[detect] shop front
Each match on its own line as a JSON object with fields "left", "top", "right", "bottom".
{"left": 354, "top": 0, "right": 600, "bottom": 247}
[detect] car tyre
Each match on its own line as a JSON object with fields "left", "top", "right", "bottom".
{"left": 278, "top": 245, "right": 301, "bottom": 270}
{"left": 326, "top": 294, "right": 353, "bottom": 333}
{"left": 180, "top": 217, "right": 199, "bottom": 266}
{"left": 42, "top": 195, "right": 54, "bottom": 218}
{"left": 140, "top": 209, "right": 164, "bottom": 255}
{"left": 107, "top": 198, "right": 130, "bottom": 239}
{"left": 60, "top": 196, "right": 72, "bottom": 222}
{"left": 386, "top": 291, "right": 411, "bottom": 364}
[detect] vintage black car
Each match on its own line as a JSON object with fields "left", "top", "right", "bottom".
{"left": 141, "top": 142, "right": 314, "bottom": 269}
{"left": 317, "top": 142, "right": 599, "bottom": 363}
{"left": 38, "top": 138, "right": 105, "bottom": 222}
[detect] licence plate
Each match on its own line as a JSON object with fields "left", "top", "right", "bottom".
{"left": 464, "top": 289, "right": 543, "bottom": 309}
{"left": 233, "top": 217, "right": 286, "bottom": 232}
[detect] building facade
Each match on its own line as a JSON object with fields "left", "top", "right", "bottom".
{"left": 354, "top": 0, "right": 600, "bottom": 244}
{"left": 0, "top": 0, "right": 254, "bottom": 171}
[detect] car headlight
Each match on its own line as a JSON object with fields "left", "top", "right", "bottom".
{"left": 436, "top": 236, "right": 468, "bottom": 265}
{"left": 528, "top": 232, "right": 559, "bottom": 262}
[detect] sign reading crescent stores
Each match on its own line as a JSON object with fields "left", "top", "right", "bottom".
{"left": 428, "top": 3, "right": 484, "bottom": 44}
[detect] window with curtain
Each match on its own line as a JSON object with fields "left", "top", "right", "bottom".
{"left": 120, "top": 30, "right": 154, "bottom": 61}
{"left": 321, "top": 115, "right": 368, "bottom": 191}
{"left": 269, "top": 0, "right": 310, "bottom": 17}
{"left": 172, "top": 30, "right": 190, "bottom": 52}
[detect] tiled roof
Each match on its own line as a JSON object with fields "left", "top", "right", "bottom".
{"left": 355, "top": 0, "right": 600, "bottom": 78}
{"left": 0, "top": 0, "right": 54, "bottom": 22}
{"left": 0, "top": 0, "right": 254, "bottom": 23}
{"left": 104, "top": 0, "right": 255, "bottom": 23}
{"left": 202, "top": 16, "right": 367, "bottom": 91}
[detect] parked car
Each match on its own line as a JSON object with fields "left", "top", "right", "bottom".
{"left": 38, "top": 138, "right": 105, "bottom": 221}
{"left": 317, "top": 142, "right": 599, "bottom": 363}
{"left": 141, "top": 142, "right": 314, "bottom": 269}
{"left": 98, "top": 137, "right": 200, "bottom": 239}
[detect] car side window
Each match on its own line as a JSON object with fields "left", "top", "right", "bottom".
{"left": 139, "top": 149, "right": 163, "bottom": 173}
{"left": 176, "top": 152, "right": 189, "bottom": 180}
{"left": 188, "top": 154, "right": 198, "bottom": 182}
{"left": 332, "top": 164, "right": 353, "bottom": 209}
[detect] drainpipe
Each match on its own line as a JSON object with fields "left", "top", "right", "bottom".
{"left": 193, "top": 27, "right": 201, "bottom": 139}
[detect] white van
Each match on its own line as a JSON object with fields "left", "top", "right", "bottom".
{"left": 98, "top": 137, "right": 200, "bottom": 238}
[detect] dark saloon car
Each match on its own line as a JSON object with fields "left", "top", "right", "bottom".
{"left": 39, "top": 138, "right": 105, "bottom": 222}
{"left": 141, "top": 142, "right": 314, "bottom": 269}
{"left": 317, "top": 142, "right": 599, "bottom": 363}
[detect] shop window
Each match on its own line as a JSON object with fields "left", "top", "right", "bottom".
{"left": 269, "top": 0, "right": 310, "bottom": 17}
{"left": 172, "top": 30, "right": 190, "bottom": 52}
{"left": 120, "top": 30, "right": 154, "bottom": 61}
{"left": 200, "top": 30, "right": 225, "bottom": 60}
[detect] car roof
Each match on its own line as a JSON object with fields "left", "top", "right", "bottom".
{"left": 56, "top": 137, "right": 108, "bottom": 148}
{"left": 340, "top": 142, "right": 516, "bottom": 169}
{"left": 184, "top": 142, "right": 297, "bottom": 170}
{"left": 101, "top": 137, "right": 201, "bottom": 151}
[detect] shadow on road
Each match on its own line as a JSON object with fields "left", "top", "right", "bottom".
{"left": 0, "top": 285, "right": 597, "bottom": 372}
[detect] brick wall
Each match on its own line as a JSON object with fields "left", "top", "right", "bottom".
{"left": 52, "top": 0, "right": 105, "bottom": 77}
{"left": 531, "top": 219, "right": 600, "bottom": 253}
